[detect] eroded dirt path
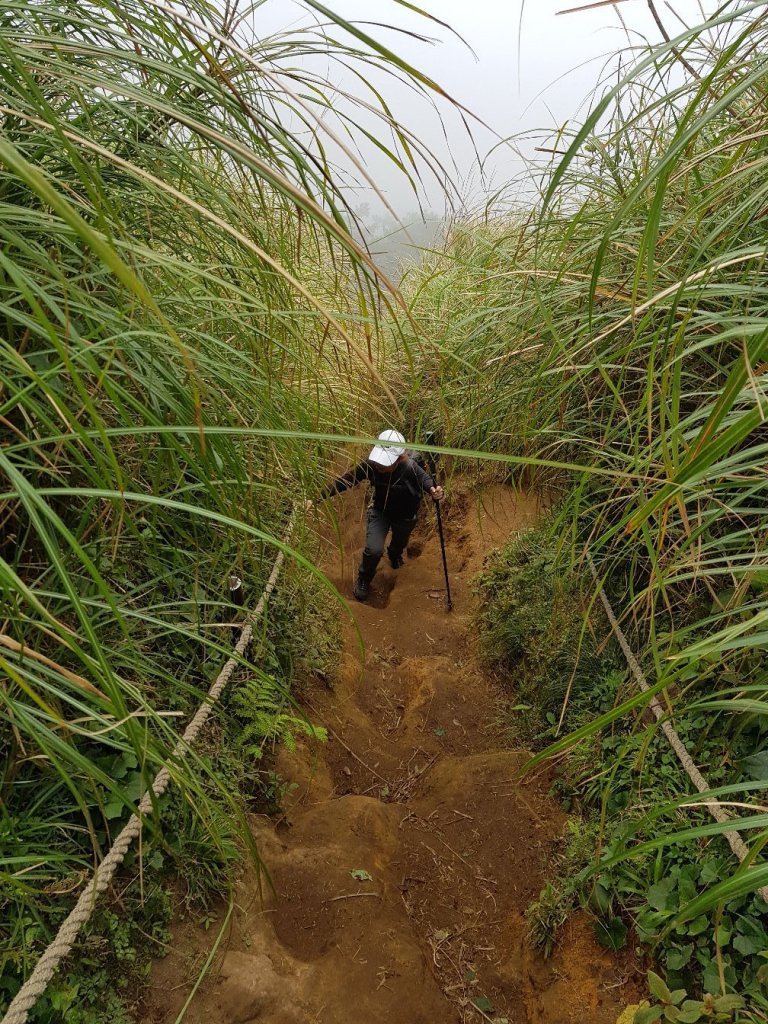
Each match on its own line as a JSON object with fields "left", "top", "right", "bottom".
{"left": 147, "top": 483, "right": 638, "bottom": 1024}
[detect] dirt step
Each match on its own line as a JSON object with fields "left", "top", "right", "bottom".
{"left": 145, "top": 483, "right": 640, "bottom": 1024}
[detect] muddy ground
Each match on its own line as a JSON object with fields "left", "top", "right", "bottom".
{"left": 145, "top": 482, "right": 640, "bottom": 1023}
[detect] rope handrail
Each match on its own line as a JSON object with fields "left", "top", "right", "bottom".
{"left": 2, "top": 520, "right": 294, "bottom": 1024}
{"left": 588, "top": 554, "right": 768, "bottom": 902}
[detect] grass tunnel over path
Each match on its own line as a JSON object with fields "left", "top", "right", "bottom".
{"left": 145, "top": 481, "right": 642, "bottom": 1024}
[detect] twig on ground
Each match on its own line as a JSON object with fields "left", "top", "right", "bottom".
{"left": 325, "top": 892, "right": 382, "bottom": 902}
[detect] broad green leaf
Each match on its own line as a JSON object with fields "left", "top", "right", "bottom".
{"left": 594, "top": 917, "right": 628, "bottom": 951}
{"left": 686, "top": 916, "right": 710, "bottom": 937}
{"left": 350, "top": 869, "right": 372, "bottom": 882}
{"left": 675, "top": 1005, "right": 703, "bottom": 1024}
{"left": 665, "top": 946, "right": 693, "bottom": 971}
{"left": 713, "top": 995, "right": 745, "bottom": 1012}
{"left": 648, "top": 971, "right": 672, "bottom": 1003}
{"left": 648, "top": 878, "right": 676, "bottom": 912}
{"left": 634, "top": 1008, "right": 663, "bottom": 1024}
{"left": 739, "top": 750, "right": 768, "bottom": 781}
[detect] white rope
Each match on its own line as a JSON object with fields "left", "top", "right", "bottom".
{"left": 588, "top": 555, "right": 768, "bottom": 901}
{"left": 2, "top": 524, "right": 293, "bottom": 1024}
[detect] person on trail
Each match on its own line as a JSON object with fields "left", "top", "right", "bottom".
{"left": 323, "top": 429, "right": 444, "bottom": 602}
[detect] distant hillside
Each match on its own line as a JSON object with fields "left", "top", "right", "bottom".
{"left": 351, "top": 207, "right": 448, "bottom": 280}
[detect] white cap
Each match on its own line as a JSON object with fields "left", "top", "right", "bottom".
{"left": 368, "top": 429, "right": 406, "bottom": 467}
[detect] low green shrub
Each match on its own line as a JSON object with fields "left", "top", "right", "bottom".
{"left": 9, "top": 881, "right": 173, "bottom": 1024}
{"left": 476, "top": 523, "right": 768, "bottom": 1016}
{"left": 636, "top": 972, "right": 746, "bottom": 1024}
{"left": 529, "top": 660, "right": 768, "bottom": 1014}
{"left": 474, "top": 520, "right": 611, "bottom": 734}
{"left": 0, "top": 562, "right": 339, "bottom": 1022}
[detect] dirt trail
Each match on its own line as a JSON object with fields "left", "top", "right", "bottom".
{"left": 147, "top": 484, "right": 639, "bottom": 1024}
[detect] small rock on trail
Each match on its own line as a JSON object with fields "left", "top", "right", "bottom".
{"left": 146, "top": 483, "right": 640, "bottom": 1024}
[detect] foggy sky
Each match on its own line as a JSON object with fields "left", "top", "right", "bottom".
{"left": 251, "top": 1, "right": 720, "bottom": 216}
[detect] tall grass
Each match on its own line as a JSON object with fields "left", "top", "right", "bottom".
{"left": 0, "top": 0, "right": 451, "bottom": 1008}
{"left": 405, "top": 0, "right": 768, "bottom": 954}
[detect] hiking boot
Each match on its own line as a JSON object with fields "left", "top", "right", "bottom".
{"left": 388, "top": 548, "right": 404, "bottom": 570}
{"left": 353, "top": 573, "right": 370, "bottom": 602}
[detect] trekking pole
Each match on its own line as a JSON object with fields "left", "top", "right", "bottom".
{"left": 434, "top": 497, "right": 453, "bottom": 611}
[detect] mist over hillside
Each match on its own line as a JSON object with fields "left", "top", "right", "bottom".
{"left": 352, "top": 206, "right": 448, "bottom": 280}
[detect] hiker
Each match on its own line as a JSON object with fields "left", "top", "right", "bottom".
{"left": 323, "top": 429, "right": 444, "bottom": 602}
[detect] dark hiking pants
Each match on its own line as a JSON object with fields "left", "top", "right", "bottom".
{"left": 359, "top": 507, "right": 417, "bottom": 581}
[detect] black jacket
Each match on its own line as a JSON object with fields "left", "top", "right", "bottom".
{"left": 325, "top": 458, "right": 436, "bottom": 520}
